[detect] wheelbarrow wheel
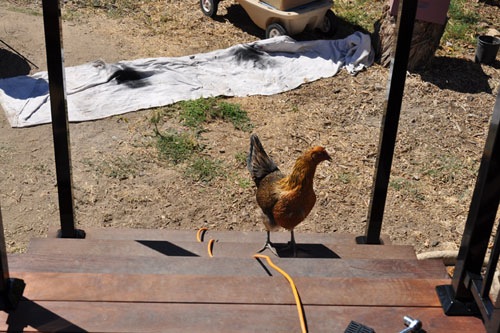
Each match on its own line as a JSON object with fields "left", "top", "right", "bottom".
{"left": 266, "top": 23, "right": 287, "bottom": 39}
{"left": 200, "top": 0, "right": 219, "bottom": 17}
{"left": 320, "top": 10, "right": 337, "bottom": 36}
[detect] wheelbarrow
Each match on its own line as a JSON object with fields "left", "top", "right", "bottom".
{"left": 200, "top": 0, "right": 336, "bottom": 39}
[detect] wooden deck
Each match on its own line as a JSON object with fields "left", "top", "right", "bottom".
{"left": 1, "top": 228, "right": 486, "bottom": 332}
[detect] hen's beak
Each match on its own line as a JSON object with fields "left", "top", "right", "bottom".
{"left": 326, "top": 150, "right": 333, "bottom": 161}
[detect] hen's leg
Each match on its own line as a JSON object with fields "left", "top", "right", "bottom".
{"left": 257, "top": 230, "right": 278, "bottom": 256}
{"left": 289, "top": 230, "right": 297, "bottom": 257}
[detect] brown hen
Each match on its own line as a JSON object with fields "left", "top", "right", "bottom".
{"left": 247, "top": 134, "right": 331, "bottom": 256}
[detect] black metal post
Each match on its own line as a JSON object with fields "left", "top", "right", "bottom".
{"left": 0, "top": 204, "right": 25, "bottom": 310}
{"left": 41, "top": 0, "right": 84, "bottom": 239}
{"left": 358, "top": 0, "right": 418, "bottom": 244}
{"left": 437, "top": 91, "right": 500, "bottom": 327}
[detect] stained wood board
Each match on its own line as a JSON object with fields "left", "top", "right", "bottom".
{"left": 8, "top": 253, "right": 448, "bottom": 278}
{"left": 47, "top": 226, "right": 392, "bottom": 244}
{"left": 0, "top": 301, "right": 486, "bottom": 333}
{"left": 27, "top": 238, "right": 417, "bottom": 259}
{"left": 13, "top": 271, "right": 450, "bottom": 307}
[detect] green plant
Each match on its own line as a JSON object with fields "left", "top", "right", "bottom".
{"left": 389, "top": 177, "right": 406, "bottom": 191}
{"left": 334, "top": 0, "right": 383, "bottom": 33}
{"left": 337, "top": 172, "right": 354, "bottom": 184}
{"left": 156, "top": 131, "right": 199, "bottom": 164}
{"left": 237, "top": 177, "right": 253, "bottom": 189}
{"left": 178, "top": 98, "right": 253, "bottom": 131}
{"left": 186, "top": 157, "right": 224, "bottom": 182}
{"left": 212, "top": 102, "right": 253, "bottom": 132}
{"left": 235, "top": 151, "right": 248, "bottom": 167}
{"left": 422, "top": 154, "right": 467, "bottom": 184}
{"left": 389, "top": 177, "right": 424, "bottom": 201}
{"left": 443, "top": 0, "right": 480, "bottom": 45}
{"left": 179, "top": 98, "right": 214, "bottom": 128}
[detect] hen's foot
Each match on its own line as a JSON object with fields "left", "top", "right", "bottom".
{"left": 257, "top": 241, "right": 278, "bottom": 256}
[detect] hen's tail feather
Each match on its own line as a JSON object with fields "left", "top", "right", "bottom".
{"left": 247, "top": 134, "right": 279, "bottom": 187}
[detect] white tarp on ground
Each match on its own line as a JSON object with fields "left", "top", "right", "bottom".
{"left": 0, "top": 32, "right": 374, "bottom": 128}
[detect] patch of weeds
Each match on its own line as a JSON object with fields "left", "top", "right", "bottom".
{"left": 235, "top": 151, "right": 248, "bottom": 167}
{"left": 186, "top": 157, "right": 224, "bottom": 182}
{"left": 33, "top": 164, "right": 49, "bottom": 174}
{"left": 334, "top": 0, "right": 382, "bottom": 33}
{"left": 389, "top": 177, "right": 406, "bottom": 191}
{"left": 443, "top": 0, "right": 480, "bottom": 45}
{"left": 150, "top": 100, "right": 251, "bottom": 182}
{"left": 179, "top": 98, "right": 214, "bottom": 128}
{"left": 212, "top": 102, "right": 253, "bottom": 132}
{"left": 68, "top": 0, "right": 141, "bottom": 17}
{"left": 8, "top": 5, "right": 41, "bottom": 16}
{"left": 422, "top": 155, "right": 466, "bottom": 184}
{"left": 389, "top": 177, "right": 424, "bottom": 201}
{"left": 179, "top": 98, "right": 253, "bottom": 131}
{"left": 237, "top": 177, "right": 253, "bottom": 189}
{"left": 156, "top": 130, "right": 199, "bottom": 164}
{"left": 86, "top": 156, "right": 139, "bottom": 180}
{"left": 337, "top": 172, "right": 354, "bottom": 184}
{"left": 100, "top": 156, "right": 139, "bottom": 180}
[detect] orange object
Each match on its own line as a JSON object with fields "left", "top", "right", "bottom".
{"left": 196, "top": 227, "right": 208, "bottom": 243}
{"left": 253, "top": 254, "right": 307, "bottom": 333}
{"left": 207, "top": 239, "right": 215, "bottom": 257}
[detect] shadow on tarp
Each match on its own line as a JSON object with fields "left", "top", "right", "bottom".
{"left": 0, "top": 49, "right": 31, "bottom": 79}
{"left": 5, "top": 297, "right": 88, "bottom": 332}
{"left": 0, "top": 75, "right": 48, "bottom": 100}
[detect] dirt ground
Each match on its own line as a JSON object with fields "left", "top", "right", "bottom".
{"left": 0, "top": 1, "right": 499, "bottom": 255}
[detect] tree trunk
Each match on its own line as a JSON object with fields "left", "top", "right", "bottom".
{"left": 373, "top": 5, "right": 447, "bottom": 71}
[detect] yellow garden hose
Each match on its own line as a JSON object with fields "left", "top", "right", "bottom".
{"left": 196, "top": 227, "right": 208, "bottom": 242}
{"left": 253, "top": 254, "right": 308, "bottom": 333}
{"left": 207, "top": 239, "right": 215, "bottom": 257}
{"left": 195, "top": 228, "right": 306, "bottom": 332}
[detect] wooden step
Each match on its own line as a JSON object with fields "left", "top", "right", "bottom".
{"left": 27, "top": 238, "right": 417, "bottom": 259}
{"left": 0, "top": 301, "right": 486, "bottom": 333}
{"left": 13, "top": 271, "right": 450, "bottom": 306}
{"left": 2, "top": 271, "right": 486, "bottom": 333}
{"left": 47, "top": 226, "right": 393, "bottom": 244}
{"left": 8, "top": 253, "right": 448, "bottom": 278}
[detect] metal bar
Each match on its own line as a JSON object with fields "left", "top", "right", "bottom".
{"left": 360, "top": 0, "right": 418, "bottom": 244}
{"left": 0, "top": 206, "right": 10, "bottom": 292}
{"left": 468, "top": 274, "right": 494, "bottom": 319}
{"left": 0, "top": 204, "right": 25, "bottom": 310}
{"left": 452, "top": 90, "right": 500, "bottom": 299}
{"left": 488, "top": 309, "right": 500, "bottom": 333}
{"left": 481, "top": 219, "right": 500, "bottom": 299}
{"left": 41, "top": 0, "right": 83, "bottom": 238}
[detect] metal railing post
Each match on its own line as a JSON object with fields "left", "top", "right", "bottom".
{"left": 42, "top": 0, "right": 84, "bottom": 239}
{"left": 437, "top": 91, "right": 500, "bottom": 332}
{"left": 0, "top": 204, "right": 25, "bottom": 310}
{"left": 358, "top": 0, "right": 418, "bottom": 244}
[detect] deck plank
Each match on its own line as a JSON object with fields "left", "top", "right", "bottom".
{"left": 8, "top": 253, "right": 448, "bottom": 278}
{"left": 0, "top": 301, "right": 485, "bottom": 333}
{"left": 47, "top": 226, "right": 393, "bottom": 244}
{"left": 13, "top": 271, "right": 450, "bottom": 307}
{"left": 27, "top": 238, "right": 417, "bottom": 259}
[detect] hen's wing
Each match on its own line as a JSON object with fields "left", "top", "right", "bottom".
{"left": 247, "top": 134, "right": 279, "bottom": 187}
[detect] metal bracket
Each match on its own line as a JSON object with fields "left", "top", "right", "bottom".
{"left": 355, "top": 236, "right": 383, "bottom": 245}
{"left": 436, "top": 284, "right": 480, "bottom": 316}
{"left": 56, "top": 228, "right": 86, "bottom": 239}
